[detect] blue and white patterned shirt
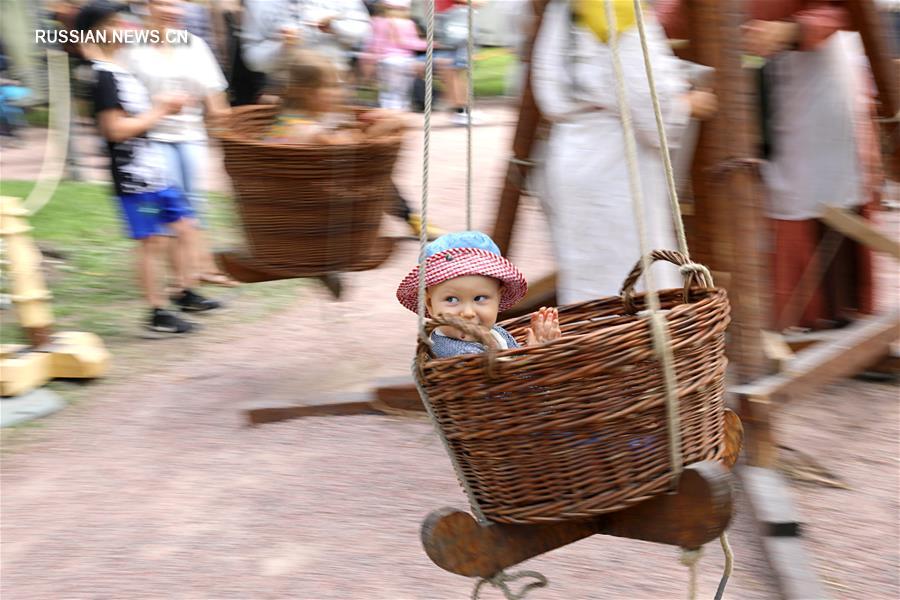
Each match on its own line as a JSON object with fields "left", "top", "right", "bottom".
{"left": 430, "top": 325, "right": 520, "bottom": 359}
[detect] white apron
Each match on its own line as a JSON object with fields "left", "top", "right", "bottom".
{"left": 761, "top": 32, "right": 864, "bottom": 220}
{"left": 531, "top": 1, "right": 692, "bottom": 304}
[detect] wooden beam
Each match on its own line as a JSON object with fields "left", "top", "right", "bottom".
{"left": 762, "top": 330, "right": 796, "bottom": 371}
{"left": 490, "top": 0, "right": 549, "bottom": 255}
{"left": 246, "top": 392, "right": 380, "bottom": 424}
{"left": 422, "top": 461, "right": 733, "bottom": 578}
{"left": 819, "top": 206, "right": 900, "bottom": 259}
{"left": 732, "top": 311, "right": 900, "bottom": 403}
{"left": 783, "top": 332, "right": 900, "bottom": 375}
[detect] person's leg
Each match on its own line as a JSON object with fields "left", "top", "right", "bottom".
{"left": 136, "top": 235, "right": 167, "bottom": 308}
{"left": 160, "top": 186, "right": 222, "bottom": 312}
{"left": 179, "top": 141, "right": 229, "bottom": 280}
{"left": 137, "top": 233, "right": 196, "bottom": 333}
{"left": 376, "top": 58, "right": 395, "bottom": 109}
{"left": 380, "top": 57, "right": 410, "bottom": 110}
{"left": 165, "top": 216, "right": 196, "bottom": 291}
{"left": 163, "top": 141, "right": 233, "bottom": 284}
{"left": 119, "top": 192, "right": 196, "bottom": 332}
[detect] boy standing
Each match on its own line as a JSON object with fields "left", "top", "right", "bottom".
{"left": 77, "top": 0, "right": 220, "bottom": 334}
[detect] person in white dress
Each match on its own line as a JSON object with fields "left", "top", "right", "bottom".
{"left": 530, "top": 0, "right": 716, "bottom": 304}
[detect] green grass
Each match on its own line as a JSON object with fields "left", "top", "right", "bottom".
{"left": 473, "top": 48, "right": 517, "bottom": 97}
{"left": 25, "top": 106, "right": 50, "bottom": 129}
{"left": 0, "top": 180, "right": 305, "bottom": 345}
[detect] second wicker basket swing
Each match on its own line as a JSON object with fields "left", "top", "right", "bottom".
{"left": 213, "top": 104, "right": 402, "bottom": 283}
{"left": 412, "top": 1, "right": 742, "bottom": 599}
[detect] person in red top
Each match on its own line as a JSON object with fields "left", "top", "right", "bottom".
{"left": 656, "top": 0, "right": 881, "bottom": 330}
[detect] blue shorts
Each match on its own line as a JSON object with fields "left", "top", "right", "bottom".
{"left": 118, "top": 187, "right": 194, "bottom": 240}
{"left": 417, "top": 47, "right": 469, "bottom": 69}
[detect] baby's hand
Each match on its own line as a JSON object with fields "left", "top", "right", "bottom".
{"left": 525, "top": 307, "right": 562, "bottom": 346}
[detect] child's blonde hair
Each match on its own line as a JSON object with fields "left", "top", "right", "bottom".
{"left": 280, "top": 49, "right": 340, "bottom": 112}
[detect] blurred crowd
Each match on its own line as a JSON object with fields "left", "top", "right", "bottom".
{"left": 0, "top": 0, "right": 898, "bottom": 336}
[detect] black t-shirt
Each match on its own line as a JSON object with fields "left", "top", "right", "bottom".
{"left": 92, "top": 61, "right": 167, "bottom": 196}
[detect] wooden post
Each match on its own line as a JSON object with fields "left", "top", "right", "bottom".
{"left": 686, "top": 0, "right": 768, "bottom": 385}
{"left": 846, "top": 0, "right": 900, "bottom": 181}
{"left": 490, "top": 0, "right": 549, "bottom": 256}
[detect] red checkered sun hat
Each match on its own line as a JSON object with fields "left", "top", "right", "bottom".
{"left": 396, "top": 231, "right": 528, "bottom": 314}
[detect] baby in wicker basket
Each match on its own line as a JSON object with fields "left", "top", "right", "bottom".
{"left": 396, "top": 231, "right": 563, "bottom": 358}
{"left": 267, "top": 49, "right": 408, "bottom": 145}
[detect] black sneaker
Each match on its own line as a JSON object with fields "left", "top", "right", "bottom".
{"left": 147, "top": 308, "right": 194, "bottom": 334}
{"left": 171, "top": 288, "right": 221, "bottom": 312}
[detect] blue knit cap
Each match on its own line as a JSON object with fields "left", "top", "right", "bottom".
{"left": 425, "top": 230, "right": 502, "bottom": 258}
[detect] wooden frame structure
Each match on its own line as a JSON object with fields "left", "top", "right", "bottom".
{"left": 246, "top": 0, "right": 899, "bottom": 596}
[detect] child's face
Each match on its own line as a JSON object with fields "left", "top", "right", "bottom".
{"left": 426, "top": 275, "right": 503, "bottom": 341}
{"left": 318, "top": 77, "right": 345, "bottom": 109}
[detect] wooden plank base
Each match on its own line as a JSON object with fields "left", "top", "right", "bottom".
{"left": 421, "top": 461, "right": 734, "bottom": 578}
{"left": 732, "top": 311, "right": 900, "bottom": 404}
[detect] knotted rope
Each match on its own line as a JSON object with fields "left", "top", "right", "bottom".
{"left": 472, "top": 569, "right": 549, "bottom": 600}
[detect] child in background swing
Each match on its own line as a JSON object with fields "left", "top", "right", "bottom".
{"left": 396, "top": 231, "right": 563, "bottom": 358}
{"left": 267, "top": 49, "right": 410, "bottom": 145}
{"left": 267, "top": 49, "right": 444, "bottom": 239}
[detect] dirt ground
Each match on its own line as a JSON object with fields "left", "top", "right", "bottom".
{"left": 1, "top": 106, "right": 898, "bottom": 599}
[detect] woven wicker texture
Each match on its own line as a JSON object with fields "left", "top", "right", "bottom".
{"left": 415, "top": 251, "right": 731, "bottom": 524}
{"left": 215, "top": 105, "right": 403, "bottom": 275}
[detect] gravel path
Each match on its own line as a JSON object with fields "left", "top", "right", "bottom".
{"left": 2, "top": 107, "right": 897, "bottom": 599}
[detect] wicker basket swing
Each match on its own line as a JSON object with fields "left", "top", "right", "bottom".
{"left": 413, "top": 249, "right": 730, "bottom": 525}
{"left": 214, "top": 105, "right": 401, "bottom": 277}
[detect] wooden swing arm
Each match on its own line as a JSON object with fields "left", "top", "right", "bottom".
{"left": 819, "top": 206, "right": 900, "bottom": 260}
{"left": 490, "top": 0, "right": 550, "bottom": 256}
{"left": 422, "top": 460, "right": 733, "bottom": 579}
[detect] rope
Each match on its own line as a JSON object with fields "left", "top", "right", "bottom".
{"left": 472, "top": 569, "right": 549, "bottom": 600}
{"left": 715, "top": 532, "right": 734, "bottom": 600}
{"left": 631, "top": 0, "right": 690, "bottom": 258}
{"left": 679, "top": 547, "right": 703, "bottom": 600}
{"left": 466, "top": 0, "right": 474, "bottom": 229}
{"left": 417, "top": 0, "right": 436, "bottom": 341}
{"left": 602, "top": 0, "right": 683, "bottom": 483}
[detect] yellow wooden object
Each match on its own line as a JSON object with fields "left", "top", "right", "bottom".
{"left": 0, "top": 346, "right": 52, "bottom": 397}
{"left": 1, "top": 196, "right": 111, "bottom": 397}
{"left": 47, "top": 332, "right": 111, "bottom": 379}
{"left": 1, "top": 196, "right": 54, "bottom": 329}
